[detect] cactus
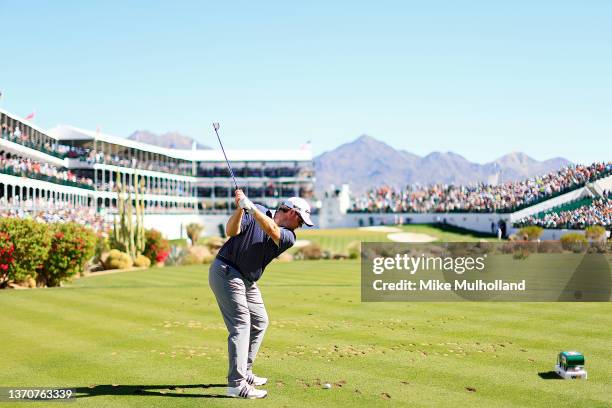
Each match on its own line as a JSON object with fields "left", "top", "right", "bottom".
{"left": 112, "top": 171, "right": 147, "bottom": 260}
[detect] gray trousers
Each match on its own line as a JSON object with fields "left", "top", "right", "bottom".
{"left": 208, "top": 258, "right": 269, "bottom": 387}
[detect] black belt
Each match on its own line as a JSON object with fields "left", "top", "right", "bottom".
{"left": 216, "top": 255, "right": 252, "bottom": 284}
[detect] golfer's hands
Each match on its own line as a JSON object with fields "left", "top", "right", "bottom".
{"left": 235, "top": 189, "right": 256, "bottom": 213}
{"left": 235, "top": 189, "right": 245, "bottom": 207}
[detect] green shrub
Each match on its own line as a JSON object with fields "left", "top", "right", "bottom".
{"left": 347, "top": 241, "right": 361, "bottom": 259}
{"left": 143, "top": 229, "right": 170, "bottom": 265}
{"left": 39, "top": 223, "right": 97, "bottom": 287}
{"left": 0, "top": 218, "right": 52, "bottom": 284}
{"left": 103, "top": 249, "right": 133, "bottom": 270}
{"left": 134, "top": 254, "right": 151, "bottom": 268}
{"left": 0, "top": 232, "right": 15, "bottom": 287}
{"left": 518, "top": 226, "right": 544, "bottom": 241}
{"left": 108, "top": 233, "right": 126, "bottom": 252}
{"left": 560, "top": 233, "right": 588, "bottom": 253}
{"left": 585, "top": 225, "right": 606, "bottom": 241}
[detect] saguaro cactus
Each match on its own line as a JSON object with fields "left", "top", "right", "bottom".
{"left": 112, "top": 172, "right": 146, "bottom": 260}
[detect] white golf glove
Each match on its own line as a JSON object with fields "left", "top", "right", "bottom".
{"left": 239, "top": 196, "right": 257, "bottom": 213}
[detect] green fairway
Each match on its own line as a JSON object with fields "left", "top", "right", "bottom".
{"left": 1, "top": 261, "right": 610, "bottom": 407}
{"left": 296, "top": 223, "right": 497, "bottom": 254}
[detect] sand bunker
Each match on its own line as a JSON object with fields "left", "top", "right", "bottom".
{"left": 358, "top": 226, "right": 402, "bottom": 232}
{"left": 386, "top": 232, "right": 437, "bottom": 243}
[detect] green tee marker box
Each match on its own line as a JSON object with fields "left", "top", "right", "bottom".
{"left": 555, "top": 351, "right": 587, "bottom": 379}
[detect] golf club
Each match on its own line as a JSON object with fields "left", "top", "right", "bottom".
{"left": 212, "top": 122, "right": 239, "bottom": 190}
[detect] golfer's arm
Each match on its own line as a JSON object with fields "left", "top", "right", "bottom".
{"left": 251, "top": 209, "right": 281, "bottom": 246}
{"left": 226, "top": 208, "right": 244, "bottom": 237}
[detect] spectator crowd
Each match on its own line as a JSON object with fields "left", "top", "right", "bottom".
{"left": 350, "top": 162, "right": 612, "bottom": 214}
{"left": 2, "top": 122, "right": 189, "bottom": 175}
{"left": 514, "top": 198, "right": 611, "bottom": 229}
{"left": 0, "top": 153, "right": 94, "bottom": 189}
{"left": 0, "top": 197, "right": 112, "bottom": 234}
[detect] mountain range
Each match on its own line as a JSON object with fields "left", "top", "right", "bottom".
{"left": 314, "top": 135, "right": 571, "bottom": 195}
{"left": 127, "top": 130, "right": 210, "bottom": 150}
{"left": 125, "top": 130, "right": 571, "bottom": 196}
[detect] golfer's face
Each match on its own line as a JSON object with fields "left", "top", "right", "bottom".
{"left": 279, "top": 206, "right": 303, "bottom": 229}
{"left": 292, "top": 211, "right": 304, "bottom": 229}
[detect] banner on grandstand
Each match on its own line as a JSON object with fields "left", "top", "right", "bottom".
{"left": 361, "top": 242, "right": 611, "bottom": 302}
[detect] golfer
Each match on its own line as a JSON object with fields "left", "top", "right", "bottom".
{"left": 209, "top": 189, "right": 313, "bottom": 399}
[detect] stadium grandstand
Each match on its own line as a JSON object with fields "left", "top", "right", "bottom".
{"left": 2, "top": 104, "right": 609, "bottom": 241}
{"left": 320, "top": 162, "right": 612, "bottom": 240}
{"left": 0, "top": 108, "right": 315, "bottom": 239}
{"left": 513, "top": 196, "right": 611, "bottom": 230}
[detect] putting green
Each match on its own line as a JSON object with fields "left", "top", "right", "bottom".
{"left": 0, "top": 260, "right": 610, "bottom": 407}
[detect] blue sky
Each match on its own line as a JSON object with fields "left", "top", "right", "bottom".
{"left": 0, "top": 0, "right": 610, "bottom": 163}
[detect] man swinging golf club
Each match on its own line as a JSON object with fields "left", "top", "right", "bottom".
{"left": 209, "top": 189, "right": 313, "bottom": 399}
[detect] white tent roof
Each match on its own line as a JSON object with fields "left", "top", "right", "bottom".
{"left": 48, "top": 125, "right": 312, "bottom": 163}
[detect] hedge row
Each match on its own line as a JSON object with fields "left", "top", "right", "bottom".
{"left": 0, "top": 218, "right": 97, "bottom": 288}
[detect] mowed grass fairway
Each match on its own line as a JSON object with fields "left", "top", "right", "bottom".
{"left": 1, "top": 259, "right": 611, "bottom": 407}
{"left": 294, "top": 224, "right": 497, "bottom": 254}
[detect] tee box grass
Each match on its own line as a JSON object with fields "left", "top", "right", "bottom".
{"left": 0, "top": 260, "right": 610, "bottom": 407}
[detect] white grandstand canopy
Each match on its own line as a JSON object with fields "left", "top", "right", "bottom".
{"left": 0, "top": 107, "right": 50, "bottom": 136}
{"left": 48, "top": 124, "right": 313, "bottom": 162}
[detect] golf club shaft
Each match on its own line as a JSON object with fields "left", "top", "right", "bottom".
{"left": 213, "top": 124, "right": 239, "bottom": 191}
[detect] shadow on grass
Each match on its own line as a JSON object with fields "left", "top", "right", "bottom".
{"left": 538, "top": 371, "right": 562, "bottom": 380}
{"left": 73, "top": 383, "right": 231, "bottom": 399}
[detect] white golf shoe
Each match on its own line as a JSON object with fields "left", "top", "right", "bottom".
{"left": 246, "top": 373, "right": 268, "bottom": 386}
{"left": 227, "top": 384, "right": 267, "bottom": 399}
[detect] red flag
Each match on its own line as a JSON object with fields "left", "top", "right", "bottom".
{"left": 24, "top": 111, "right": 36, "bottom": 120}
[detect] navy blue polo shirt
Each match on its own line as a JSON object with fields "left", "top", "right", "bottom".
{"left": 217, "top": 204, "right": 296, "bottom": 282}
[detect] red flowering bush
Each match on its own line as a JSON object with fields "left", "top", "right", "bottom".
{"left": 0, "top": 218, "right": 52, "bottom": 285}
{"left": 39, "top": 223, "right": 97, "bottom": 287}
{"left": 0, "top": 232, "right": 15, "bottom": 287}
{"left": 143, "top": 229, "right": 170, "bottom": 265}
